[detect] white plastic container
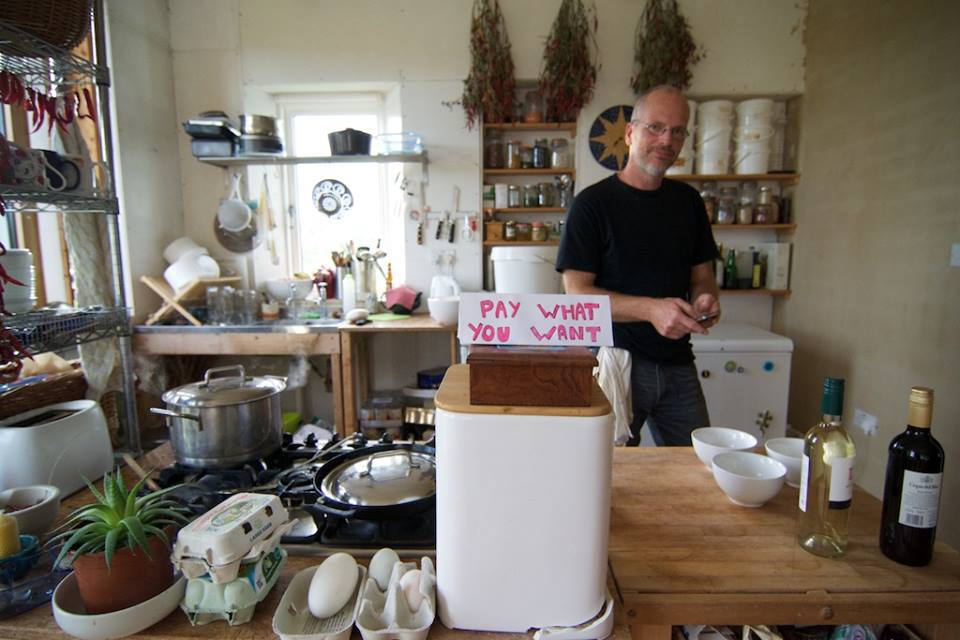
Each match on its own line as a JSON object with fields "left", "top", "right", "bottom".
{"left": 489, "top": 246, "right": 561, "bottom": 294}
{"left": 696, "top": 148, "right": 730, "bottom": 175}
{"left": 733, "top": 141, "right": 771, "bottom": 174}
{"left": 698, "top": 99, "right": 734, "bottom": 120}
{"left": 736, "top": 98, "right": 774, "bottom": 120}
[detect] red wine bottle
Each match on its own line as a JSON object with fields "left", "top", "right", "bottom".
{"left": 879, "top": 387, "right": 944, "bottom": 566}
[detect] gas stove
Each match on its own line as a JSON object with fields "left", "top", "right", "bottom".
{"left": 152, "top": 432, "right": 436, "bottom": 557}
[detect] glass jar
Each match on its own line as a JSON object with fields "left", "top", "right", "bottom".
{"left": 504, "top": 220, "right": 517, "bottom": 241}
{"left": 737, "top": 181, "right": 757, "bottom": 224}
{"left": 508, "top": 184, "right": 521, "bottom": 208}
{"left": 699, "top": 181, "right": 718, "bottom": 224}
{"left": 550, "top": 138, "right": 570, "bottom": 168}
{"left": 523, "top": 184, "right": 539, "bottom": 207}
{"left": 716, "top": 187, "right": 737, "bottom": 224}
{"left": 532, "top": 138, "right": 549, "bottom": 169}
{"left": 515, "top": 221, "right": 532, "bottom": 241}
{"left": 754, "top": 186, "right": 779, "bottom": 224}
{"left": 520, "top": 145, "right": 534, "bottom": 169}
{"left": 506, "top": 139, "right": 522, "bottom": 169}
{"left": 523, "top": 90, "right": 544, "bottom": 123}
{"left": 484, "top": 131, "right": 505, "bottom": 169}
{"left": 538, "top": 181, "right": 556, "bottom": 207}
{"left": 531, "top": 221, "right": 547, "bottom": 242}
{"left": 548, "top": 220, "right": 564, "bottom": 240}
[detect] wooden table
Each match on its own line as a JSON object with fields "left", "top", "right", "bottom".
{"left": 610, "top": 448, "right": 960, "bottom": 639}
{"left": 339, "top": 316, "right": 458, "bottom": 432}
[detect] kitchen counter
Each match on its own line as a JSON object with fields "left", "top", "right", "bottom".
{"left": 2, "top": 445, "right": 958, "bottom": 639}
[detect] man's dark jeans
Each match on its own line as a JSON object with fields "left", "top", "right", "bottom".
{"left": 627, "top": 356, "right": 710, "bottom": 446}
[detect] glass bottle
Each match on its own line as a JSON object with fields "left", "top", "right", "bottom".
{"left": 699, "top": 181, "right": 718, "bottom": 223}
{"left": 507, "top": 184, "right": 521, "bottom": 208}
{"left": 532, "top": 138, "right": 549, "bottom": 169}
{"left": 879, "top": 387, "right": 944, "bottom": 566}
{"left": 550, "top": 138, "right": 570, "bottom": 168}
{"left": 520, "top": 145, "right": 534, "bottom": 169}
{"left": 538, "top": 181, "right": 556, "bottom": 207}
{"left": 737, "top": 181, "right": 757, "bottom": 224}
{"left": 798, "top": 377, "right": 856, "bottom": 558}
{"left": 722, "top": 248, "right": 738, "bottom": 289}
{"left": 531, "top": 221, "right": 547, "bottom": 242}
{"left": 484, "top": 131, "right": 505, "bottom": 169}
{"left": 716, "top": 187, "right": 737, "bottom": 224}
{"left": 523, "top": 184, "right": 539, "bottom": 208}
{"left": 505, "top": 139, "right": 522, "bottom": 169}
{"left": 504, "top": 220, "right": 516, "bottom": 241}
{"left": 754, "top": 186, "right": 779, "bottom": 224}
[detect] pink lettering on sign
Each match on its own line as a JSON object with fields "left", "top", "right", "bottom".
{"left": 479, "top": 299, "right": 522, "bottom": 319}
{"left": 530, "top": 324, "right": 603, "bottom": 343}
{"left": 468, "top": 322, "right": 511, "bottom": 343}
{"left": 536, "top": 302, "right": 601, "bottom": 322}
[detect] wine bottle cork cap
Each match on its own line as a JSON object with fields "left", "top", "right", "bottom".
{"left": 907, "top": 386, "right": 934, "bottom": 428}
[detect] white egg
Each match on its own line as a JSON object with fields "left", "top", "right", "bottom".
{"left": 399, "top": 569, "right": 423, "bottom": 611}
{"left": 307, "top": 552, "right": 359, "bottom": 619}
{"left": 368, "top": 547, "right": 400, "bottom": 591}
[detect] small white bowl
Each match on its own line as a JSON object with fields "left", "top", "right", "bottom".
{"left": 162, "top": 236, "right": 205, "bottom": 264}
{"left": 691, "top": 427, "right": 758, "bottom": 468}
{"left": 53, "top": 572, "right": 186, "bottom": 640}
{"left": 765, "top": 437, "right": 804, "bottom": 488}
{"left": 0, "top": 484, "right": 60, "bottom": 536}
{"left": 427, "top": 296, "right": 459, "bottom": 325}
{"left": 712, "top": 451, "right": 786, "bottom": 507}
{"left": 266, "top": 277, "right": 314, "bottom": 302}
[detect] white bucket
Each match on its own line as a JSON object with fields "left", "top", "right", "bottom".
{"left": 490, "top": 246, "right": 561, "bottom": 294}
{"left": 666, "top": 148, "right": 695, "bottom": 175}
{"left": 696, "top": 125, "right": 732, "bottom": 148}
{"left": 696, "top": 148, "right": 730, "bottom": 175}
{"left": 733, "top": 145, "right": 771, "bottom": 174}
{"left": 734, "top": 126, "right": 775, "bottom": 142}
{"left": 737, "top": 113, "right": 774, "bottom": 130}
{"left": 698, "top": 100, "right": 734, "bottom": 120}
{"left": 736, "top": 98, "right": 774, "bottom": 120}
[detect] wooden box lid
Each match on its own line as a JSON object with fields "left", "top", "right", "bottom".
{"left": 466, "top": 345, "right": 598, "bottom": 367}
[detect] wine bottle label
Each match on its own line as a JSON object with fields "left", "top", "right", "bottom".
{"left": 798, "top": 453, "right": 810, "bottom": 512}
{"left": 898, "top": 470, "right": 942, "bottom": 528}
{"left": 828, "top": 457, "right": 854, "bottom": 509}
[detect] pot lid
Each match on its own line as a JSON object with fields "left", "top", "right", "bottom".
{"left": 162, "top": 365, "right": 285, "bottom": 408}
{"left": 320, "top": 448, "right": 436, "bottom": 507}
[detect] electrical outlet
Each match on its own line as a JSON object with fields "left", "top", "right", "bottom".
{"left": 853, "top": 408, "right": 878, "bottom": 435}
{"left": 951, "top": 243, "right": 960, "bottom": 267}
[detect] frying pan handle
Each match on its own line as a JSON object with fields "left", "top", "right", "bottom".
{"left": 360, "top": 449, "right": 417, "bottom": 479}
{"left": 302, "top": 501, "right": 357, "bottom": 519}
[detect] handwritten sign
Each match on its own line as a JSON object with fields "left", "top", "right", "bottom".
{"left": 457, "top": 293, "right": 613, "bottom": 346}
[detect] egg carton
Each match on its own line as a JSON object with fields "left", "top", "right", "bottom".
{"left": 175, "top": 508, "right": 294, "bottom": 584}
{"left": 356, "top": 556, "right": 436, "bottom": 640}
{"left": 272, "top": 565, "right": 368, "bottom": 640}
{"left": 180, "top": 545, "right": 287, "bottom": 626}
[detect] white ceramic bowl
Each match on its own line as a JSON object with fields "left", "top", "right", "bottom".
{"left": 712, "top": 451, "right": 786, "bottom": 507}
{"left": 162, "top": 236, "right": 205, "bottom": 264}
{"left": 764, "top": 437, "right": 804, "bottom": 488}
{"left": 0, "top": 484, "right": 60, "bottom": 536}
{"left": 427, "top": 296, "right": 459, "bottom": 325}
{"left": 53, "top": 572, "right": 186, "bottom": 640}
{"left": 691, "top": 427, "right": 758, "bottom": 468}
{"left": 266, "top": 277, "right": 314, "bottom": 302}
{"left": 163, "top": 252, "right": 220, "bottom": 291}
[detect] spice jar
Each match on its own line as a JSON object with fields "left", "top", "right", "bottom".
{"left": 716, "top": 187, "right": 737, "bottom": 224}
{"left": 538, "top": 181, "right": 556, "bottom": 207}
{"left": 550, "top": 138, "right": 570, "bottom": 168}
{"left": 484, "top": 131, "right": 505, "bottom": 169}
{"left": 523, "top": 184, "right": 539, "bottom": 208}
{"left": 504, "top": 220, "right": 517, "bottom": 241}
{"left": 531, "top": 221, "right": 547, "bottom": 242}
{"left": 737, "top": 181, "right": 757, "bottom": 225}
{"left": 507, "top": 185, "right": 521, "bottom": 208}
{"left": 754, "top": 186, "right": 779, "bottom": 224}
{"left": 699, "top": 181, "right": 718, "bottom": 224}
{"left": 523, "top": 90, "right": 544, "bottom": 123}
{"left": 520, "top": 145, "right": 533, "bottom": 169}
{"left": 506, "top": 139, "right": 522, "bottom": 169}
{"left": 515, "top": 221, "right": 532, "bottom": 241}
{"left": 532, "top": 138, "right": 549, "bottom": 169}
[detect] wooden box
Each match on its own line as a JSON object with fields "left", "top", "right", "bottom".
{"left": 484, "top": 221, "right": 504, "bottom": 242}
{"left": 466, "top": 345, "right": 598, "bottom": 407}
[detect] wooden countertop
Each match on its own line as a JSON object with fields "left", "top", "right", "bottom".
{"left": 3, "top": 445, "right": 959, "bottom": 638}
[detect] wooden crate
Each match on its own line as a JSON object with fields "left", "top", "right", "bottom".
{"left": 466, "top": 345, "right": 597, "bottom": 407}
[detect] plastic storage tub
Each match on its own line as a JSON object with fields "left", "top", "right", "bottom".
{"left": 489, "top": 246, "right": 561, "bottom": 294}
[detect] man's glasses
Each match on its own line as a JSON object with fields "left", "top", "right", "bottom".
{"left": 632, "top": 120, "right": 689, "bottom": 141}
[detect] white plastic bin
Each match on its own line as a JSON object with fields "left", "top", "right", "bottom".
{"left": 490, "top": 246, "right": 561, "bottom": 293}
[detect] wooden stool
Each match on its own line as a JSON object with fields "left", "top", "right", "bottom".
{"left": 140, "top": 275, "right": 240, "bottom": 326}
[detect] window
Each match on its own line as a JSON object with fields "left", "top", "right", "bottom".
{"left": 279, "top": 93, "right": 402, "bottom": 282}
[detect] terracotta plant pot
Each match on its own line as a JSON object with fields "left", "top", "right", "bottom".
{"left": 72, "top": 530, "right": 175, "bottom": 614}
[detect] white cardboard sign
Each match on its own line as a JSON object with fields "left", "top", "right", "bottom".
{"left": 457, "top": 293, "right": 613, "bottom": 346}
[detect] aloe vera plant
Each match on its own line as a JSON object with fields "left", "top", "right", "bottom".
{"left": 51, "top": 468, "right": 191, "bottom": 569}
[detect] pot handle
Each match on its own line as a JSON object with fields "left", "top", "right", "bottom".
{"left": 360, "top": 449, "right": 418, "bottom": 479}
{"left": 149, "top": 407, "right": 202, "bottom": 429}
{"left": 201, "top": 364, "right": 246, "bottom": 388}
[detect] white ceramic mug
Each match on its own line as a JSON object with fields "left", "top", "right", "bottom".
{"left": 10, "top": 145, "right": 66, "bottom": 192}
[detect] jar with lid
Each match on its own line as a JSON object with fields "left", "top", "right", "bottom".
{"left": 506, "top": 139, "right": 522, "bottom": 169}
{"left": 538, "top": 181, "right": 556, "bottom": 207}
{"left": 523, "top": 184, "right": 539, "bottom": 208}
{"left": 507, "top": 184, "right": 521, "bottom": 208}
{"left": 532, "top": 138, "right": 549, "bottom": 169}
{"left": 550, "top": 138, "right": 570, "bottom": 168}
{"left": 754, "top": 186, "right": 780, "bottom": 224}
{"left": 737, "top": 181, "right": 757, "bottom": 225}
{"left": 484, "top": 131, "right": 505, "bottom": 169}
{"left": 515, "top": 221, "right": 532, "bottom": 241}
{"left": 531, "top": 221, "right": 547, "bottom": 242}
{"left": 504, "top": 220, "right": 517, "bottom": 241}
{"left": 520, "top": 145, "right": 534, "bottom": 169}
{"left": 523, "top": 90, "right": 544, "bottom": 123}
{"left": 699, "top": 181, "right": 718, "bottom": 223}
{"left": 716, "top": 187, "right": 737, "bottom": 224}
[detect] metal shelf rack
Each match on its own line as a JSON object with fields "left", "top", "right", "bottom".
{"left": 5, "top": 307, "right": 130, "bottom": 354}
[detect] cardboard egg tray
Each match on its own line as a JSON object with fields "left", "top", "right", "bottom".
{"left": 356, "top": 556, "right": 436, "bottom": 640}
{"left": 175, "top": 517, "right": 295, "bottom": 584}
{"left": 272, "top": 565, "right": 368, "bottom": 640}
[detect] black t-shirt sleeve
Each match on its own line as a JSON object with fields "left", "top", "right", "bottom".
{"left": 555, "top": 191, "right": 602, "bottom": 274}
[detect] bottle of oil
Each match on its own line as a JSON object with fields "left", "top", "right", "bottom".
{"left": 797, "top": 377, "right": 856, "bottom": 558}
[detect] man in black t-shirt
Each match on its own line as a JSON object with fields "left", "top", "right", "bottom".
{"left": 556, "top": 85, "right": 720, "bottom": 446}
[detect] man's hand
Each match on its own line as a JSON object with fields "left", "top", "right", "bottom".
{"left": 691, "top": 293, "right": 721, "bottom": 329}
{"left": 649, "top": 298, "right": 707, "bottom": 339}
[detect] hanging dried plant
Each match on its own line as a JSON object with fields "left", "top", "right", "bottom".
{"left": 630, "top": 0, "right": 703, "bottom": 94}
{"left": 461, "top": 0, "right": 516, "bottom": 129}
{"left": 539, "top": 0, "right": 599, "bottom": 122}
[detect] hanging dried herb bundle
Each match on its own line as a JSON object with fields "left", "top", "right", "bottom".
{"left": 630, "top": 0, "right": 702, "bottom": 94}
{"left": 461, "top": 0, "right": 516, "bottom": 129}
{"left": 539, "top": 0, "right": 598, "bottom": 122}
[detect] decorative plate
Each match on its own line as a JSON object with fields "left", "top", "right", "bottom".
{"left": 312, "top": 179, "right": 354, "bottom": 218}
{"left": 589, "top": 105, "right": 633, "bottom": 171}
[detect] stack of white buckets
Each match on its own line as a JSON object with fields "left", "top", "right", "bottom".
{"left": 665, "top": 99, "right": 697, "bottom": 175}
{"left": 693, "top": 98, "right": 779, "bottom": 175}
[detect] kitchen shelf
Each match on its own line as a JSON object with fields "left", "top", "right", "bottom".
{"left": 713, "top": 223, "right": 796, "bottom": 232}
{"left": 5, "top": 307, "right": 131, "bottom": 354}
{"left": 720, "top": 289, "right": 791, "bottom": 298}
{"left": 483, "top": 240, "right": 560, "bottom": 247}
{"left": 0, "top": 186, "right": 118, "bottom": 214}
{"left": 484, "top": 207, "right": 566, "bottom": 214}
{"left": 483, "top": 122, "right": 576, "bottom": 133}
{"left": 669, "top": 173, "right": 799, "bottom": 183}
{"left": 484, "top": 168, "right": 575, "bottom": 177}
{"left": 198, "top": 152, "right": 428, "bottom": 169}
{"left": 0, "top": 21, "right": 109, "bottom": 89}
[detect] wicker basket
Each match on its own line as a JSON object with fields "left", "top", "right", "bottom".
{"left": 0, "top": 0, "right": 94, "bottom": 51}
{"left": 0, "top": 364, "right": 88, "bottom": 420}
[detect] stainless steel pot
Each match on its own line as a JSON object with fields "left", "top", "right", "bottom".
{"left": 150, "top": 365, "right": 286, "bottom": 468}
{"left": 239, "top": 114, "right": 277, "bottom": 136}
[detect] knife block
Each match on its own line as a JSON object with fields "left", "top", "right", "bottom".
{"left": 466, "top": 345, "right": 597, "bottom": 407}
